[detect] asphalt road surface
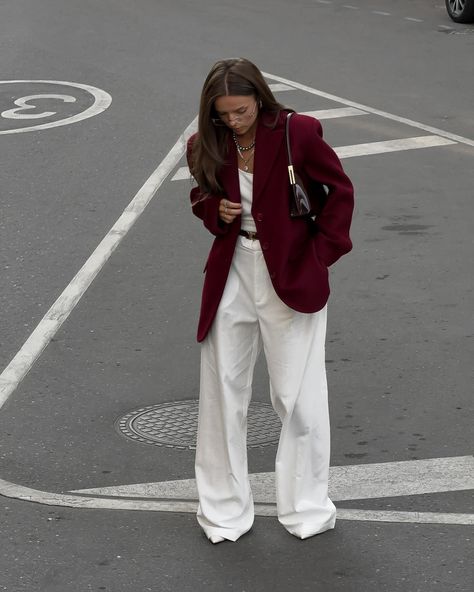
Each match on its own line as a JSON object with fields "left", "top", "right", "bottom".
{"left": 0, "top": 1, "right": 473, "bottom": 591}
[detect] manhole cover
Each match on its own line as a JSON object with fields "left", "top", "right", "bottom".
{"left": 116, "top": 400, "right": 281, "bottom": 450}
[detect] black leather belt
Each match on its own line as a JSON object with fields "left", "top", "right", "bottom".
{"left": 239, "top": 229, "right": 259, "bottom": 240}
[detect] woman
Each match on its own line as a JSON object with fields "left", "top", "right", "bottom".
{"left": 187, "top": 58, "right": 354, "bottom": 543}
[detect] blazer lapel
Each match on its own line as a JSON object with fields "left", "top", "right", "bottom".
{"left": 253, "top": 112, "right": 285, "bottom": 203}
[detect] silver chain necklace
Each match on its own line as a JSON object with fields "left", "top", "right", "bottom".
{"left": 232, "top": 132, "right": 255, "bottom": 171}
{"left": 236, "top": 146, "right": 255, "bottom": 171}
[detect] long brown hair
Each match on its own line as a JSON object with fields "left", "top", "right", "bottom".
{"left": 189, "top": 58, "right": 288, "bottom": 195}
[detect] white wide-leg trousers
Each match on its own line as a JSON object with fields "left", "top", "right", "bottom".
{"left": 195, "top": 236, "right": 336, "bottom": 541}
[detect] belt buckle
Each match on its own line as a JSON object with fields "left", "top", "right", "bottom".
{"left": 247, "top": 230, "right": 257, "bottom": 240}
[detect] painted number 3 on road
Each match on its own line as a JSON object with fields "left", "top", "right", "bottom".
{"left": 0, "top": 80, "right": 112, "bottom": 135}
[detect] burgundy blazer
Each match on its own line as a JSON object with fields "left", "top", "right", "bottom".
{"left": 188, "top": 110, "right": 354, "bottom": 342}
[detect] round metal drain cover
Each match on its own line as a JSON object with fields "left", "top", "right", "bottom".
{"left": 116, "top": 399, "right": 281, "bottom": 450}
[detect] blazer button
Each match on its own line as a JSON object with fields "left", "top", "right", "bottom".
{"left": 270, "top": 271, "right": 276, "bottom": 279}
{"left": 262, "top": 242, "right": 269, "bottom": 250}
{"left": 256, "top": 213, "right": 263, "bottom": 222}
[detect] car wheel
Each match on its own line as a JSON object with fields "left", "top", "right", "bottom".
{"left": 445, "top": 0, "right": 474, "bottom": 23}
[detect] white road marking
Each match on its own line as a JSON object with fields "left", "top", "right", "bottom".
{"left": 0, "top": 116, "right": 198, "bottom": 410}
{"left": 301, "top": 107, "right": 367, "bottom": 119}
{"left": 0, "top": 80, "right": 111, "bottom": 134}
{"left": 261, "top": 71, "right": 474, "bottom": 147}
{"left": 253, "top": 505, "right": 474, "bottom": 526}
{"left": 343, "top": 5, "right": 360, "bottom": 9}
{"left": 0, "top": 475, "right": 472, "bottom": 525}
{"left": 336, "top": 135, "right": 456, "bottom": 158}
{"left": 268, "top": 83, "right": 294, "bottom": 92}
{"left": 335, "top": 509, "right": 473, "bottom": 525}
{"left": 72, "top": 456, "right": 474, "bottom": 502}
{"left": 171, "top": 166, "right": 193, "bottom": 181}
{"left": 405, "top": 17, "right": 424, "bottom": 23}
{"left": 171, "top": 135, "right": 456, "bottom": 182}
{"left": 372, "top": 11, "right": 391, "bottom": 16}
{"left": 1, "top": 94, "right": 76, "bottom": 119}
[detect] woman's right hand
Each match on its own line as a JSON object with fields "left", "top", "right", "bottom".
{"left": 219, "top": 198, "right": 242, "bottom": 224}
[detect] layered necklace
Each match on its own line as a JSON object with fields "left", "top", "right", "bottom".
{"left": 232, "top": 131, "right": 255, "bottom": 172}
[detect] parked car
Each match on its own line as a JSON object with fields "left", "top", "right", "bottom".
{"left": 445, "top": 0, "right": 474, "bottom": 22}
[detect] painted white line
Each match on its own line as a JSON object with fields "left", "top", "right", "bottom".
{"left": 0, "top": 80, "right": 111, "bottom": 135}
{"left": 0, "top": 478, "right": 198, "bottom": 513}
{"left": 72, "top": 456, "right": 474, "bottom": 502}
{"left": 316, "top": 0, "right": 332, "bottom": 4}
{"left": 343, "top": 5, "right": 360, "bottom": 9}
{"left": 335, "top": 135, "right": 456, "bottom": 159}
{"left": 0, "top": 116, "right": 198, "bottom": 410}
{"left": 405, "top": 17, "right": 424, "bottom": 23}
{"left": 372, "top": 11, "right": 391, "bottom": 16}
{"left": 261, "top": 71, "right": 474, "bottom": 147}
{"left": 0, "top": 477, "right": 472, "bottom": 525}
{"left": 253, "top": 505, "right": 473, "bottom": 525}
{"left": 171, "top": 166, "right": 193, "bottom": 181}
{"left": 331, "top": 509, "right": 473, "bottom": 526}
{"left": 302, "top": 107, "right": 367, "bottom": 119}
{"left": 268, "top": 83, "right": 294, "bottom": 92}
{"left": 171, "top": 135, "right": 456, "bottom": 182}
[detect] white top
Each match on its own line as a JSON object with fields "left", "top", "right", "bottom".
{"left": 238, "top": 169, "right": 257, "bottom": 233}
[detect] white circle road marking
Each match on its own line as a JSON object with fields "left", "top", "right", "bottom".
{"left": 0, "top": 80, "right": 111, "bottom": 134}
{"left": 1, "top": 94, "right": 76, "bottom": 119}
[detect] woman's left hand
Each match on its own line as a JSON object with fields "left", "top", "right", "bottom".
{"left": 219, "top": 198, "right": 242, "bottom": 224}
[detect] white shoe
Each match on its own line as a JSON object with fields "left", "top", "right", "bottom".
{"left": 209, "top": 534, "right": 225, "bottom": 544}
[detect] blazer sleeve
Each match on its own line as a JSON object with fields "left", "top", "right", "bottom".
{"left": 297, "top": 116, "right": 354, "bottom": 267}
{"left": 187, "top": 135, "right": 229, "bottom": 237}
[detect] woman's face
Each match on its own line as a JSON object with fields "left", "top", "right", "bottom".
{"left": 213, "top": 95, "right": 259, "bottom": 137}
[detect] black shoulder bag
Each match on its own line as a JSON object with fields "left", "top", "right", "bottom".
{"left": 286, "top": 112, "right": 328, "bottom": 218}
